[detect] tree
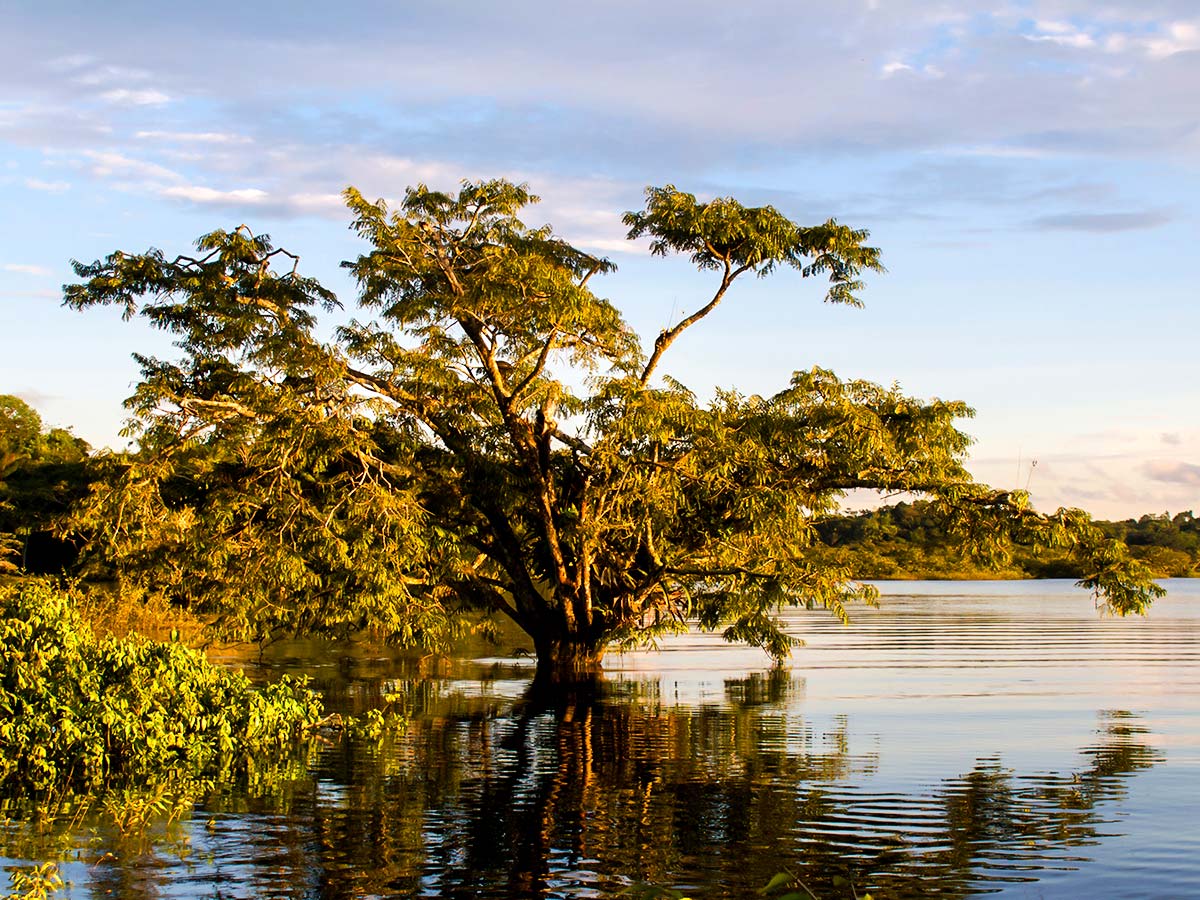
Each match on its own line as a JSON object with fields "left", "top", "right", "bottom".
{"left": 0, "top": 395, "right": 91, "bottom": 574}
{"left": 64, "top": 181, "right": 1163, "bottom": 680}
{"left": 1, "top": 395, "right": 44, "bottom": 479}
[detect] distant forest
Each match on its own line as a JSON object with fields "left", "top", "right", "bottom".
{"left": 812, "top": 502, "right": 1199, "bottom": 580}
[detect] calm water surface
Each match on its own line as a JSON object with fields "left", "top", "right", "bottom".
{"left": 6, "top": 580, "right": 1199, "bottom": 899}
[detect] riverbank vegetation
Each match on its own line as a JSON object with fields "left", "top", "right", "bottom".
{"left": 811, "top": 502, "right": 1198, "bottom": 580}
{"left": 0, "top": 579, "right": 322, "bottom": 798}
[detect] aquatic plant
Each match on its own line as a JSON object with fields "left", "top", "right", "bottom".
{"left": 0, "top": 579, "right": 323, "bottom": 797}
{"left": 2, "top": 863, "right": 63, "bottom": 900}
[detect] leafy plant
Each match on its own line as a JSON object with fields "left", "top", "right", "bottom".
{"left": 0, "top": 579, "right": 323, "bottom": 797}
{"left": 3, "top": 863, "right": 64, "bottom": 900}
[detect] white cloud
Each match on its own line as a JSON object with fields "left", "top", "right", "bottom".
{"left": 135, "top": 130, "right": 253, "bottom": 145}
{"left": 1094, "top": 18, "right": 1200, "bottom": 59}
{"left": 1026, "top": 21, "right": 1096, "bottom": 49}
{"left": 160, "top": 185, "right": 269, "bottom": 204}
{"left": 1104, "top": 33, "right": 1129, "bottom": 53}
{"left": 285, "top": 192, "right": 346, "bottom": 213}
{"left": 880, "top": 61, "right": 914, "bottom": 77}
{"left": 577, "top": 237, "right": 648, "bottom": 256}
{"left": 943, "top": 144, "right": 1059, "bottom": 160}
{"left": 45, "top": 54, "right": 94, "bottom": 72}
{"left": 0, "top": 289, "right": 58, "bottom": 301}
{"left": 1028, "top": 32, "right": 1095, "bottom": 49}
{"left": 85, "top": 151, "right": 183, "bottom": 184}
{"left": 74, "top": 64, "right": 152, "bottom": 87}
{"left": 1034, "top": 20, "right": 1075, "bottom": 36}
{"left": 1142, "top": 20, "right": 1200, "bottom": 59}
{"left": 879, "top": 59, "right": 943, "bottom": 80}
{"left": 3, "top": 263, "right": 53, "bottom": 276}
{"left": 24, "top": 178, "right": 70, "bottom": 193}
{"left": 1031, "top": 209, "right": 1175, "bottom": 232}
{"left": 99, "top": 88, "right": 170, "bottom": 106}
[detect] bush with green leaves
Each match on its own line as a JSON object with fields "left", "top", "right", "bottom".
{"left": 0, "top": 579, "right": 322, "bottom": 795}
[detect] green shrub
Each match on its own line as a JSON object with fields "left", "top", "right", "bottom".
{"left": 0, "top": 580, "right": 323, "bottom": 795}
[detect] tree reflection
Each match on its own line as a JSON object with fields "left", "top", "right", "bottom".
{"left": 250, "top": 678, "right": 1160, "bottom": 900}
{"left": 3, "top": 676, "right": 1164, "bottom": 900}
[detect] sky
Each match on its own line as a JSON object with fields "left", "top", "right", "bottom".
{"left": 0, "top": 0, "right": 1197, "bottom": 520}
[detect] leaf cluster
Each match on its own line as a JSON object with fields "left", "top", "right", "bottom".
{"left": 624, "top": 186, "right": 884, "bottom": 305}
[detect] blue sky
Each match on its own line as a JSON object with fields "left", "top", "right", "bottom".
{"left": 0, "top": 0, "right": 1197, "bottom": 519}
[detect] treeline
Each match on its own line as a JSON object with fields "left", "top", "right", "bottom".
{"left": 812, "top": 501, "right": 1199, "bottom": 580}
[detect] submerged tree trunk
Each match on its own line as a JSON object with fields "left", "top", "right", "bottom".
{"left": 531, "top": 634, "right": 605, "bottom": 685}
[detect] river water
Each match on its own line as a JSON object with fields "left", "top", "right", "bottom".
{"left": 5, "top": 580, "right": 1199, "bottom": 899}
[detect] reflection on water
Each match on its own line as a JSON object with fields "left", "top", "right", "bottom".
{"left": 3, "top": 580, "right": 1198, "bottom": 898}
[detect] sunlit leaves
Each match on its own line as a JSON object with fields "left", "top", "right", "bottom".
{"left": 623, "top": 186, "right": 883, "bottom": 305}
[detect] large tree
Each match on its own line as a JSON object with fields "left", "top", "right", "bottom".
{"left": 64, "top": 181, "right": 1161, "bottom": 679}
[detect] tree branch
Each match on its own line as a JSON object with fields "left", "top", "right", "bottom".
{"left": 511, "top": 325, "right": 558, "bottom": 400}
{"left": 639, "top": 260, "right": 752, "bottom": 384}
{"left": 551, "top": 427, "right": 593, "bottom": 456}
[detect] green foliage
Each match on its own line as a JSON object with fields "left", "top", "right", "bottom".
{"left": 1103, "top": 511, "right": 1199, "bottom": 577}
{"left": 62, "top": 180, "right": 1163, "bottom": 678}
{"left": 0, "top": 395, "right": 93, "bottom": 575}
{"left": 0, "top": 396, "right": 43, "bottom": 467}
{"left": 624, "top": 186, "right": 883, "bottom": 302}
{"left": 0, "top": 579, "right": 323, "bottom": 796}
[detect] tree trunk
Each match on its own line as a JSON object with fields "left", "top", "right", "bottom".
{"left": 532, "top": 634, "right": 605, "bottom": 684}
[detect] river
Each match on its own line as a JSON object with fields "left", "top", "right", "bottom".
{"left": 5, "top": 579, "right": 1198, "bottom": 898}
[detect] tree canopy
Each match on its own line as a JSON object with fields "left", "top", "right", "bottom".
{"left": 63, "top": 180, "right": 1163, "bottom": 679}
{"left": 0, "top": 395, "right": 91, "bottom": 574}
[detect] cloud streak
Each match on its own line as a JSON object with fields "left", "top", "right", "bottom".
{"left": 24, "top": 178, "right": 70, "bottom": 193}
{"left": 1031, "top": 209, "right": 1176, "bottom": 232}
{"left": 3, "top": 263, "right": 52, "bottom": 276}
{"left": 135, "top": 130, "right": 252, "bottom": 144}
{"left": 99, "top": 88, "right": 169, "bottom": 106}
{"left": 1145, "top": 460, "right": 1200, "bottom": 486}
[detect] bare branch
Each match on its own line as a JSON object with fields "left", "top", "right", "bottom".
{"left": 639, "top": 260, "right": 753, "bottom": 385}
{"left": 511, "top": 325, "right": 559, "bottom": 399}
{"left": 551, "top": 427, "right": 593, "bottom": 455}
